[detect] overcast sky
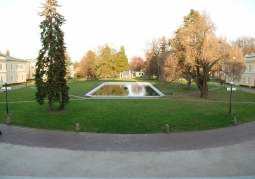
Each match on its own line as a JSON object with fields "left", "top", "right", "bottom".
{"left": 0, "top": 0, "right": 254, "bottom": 62}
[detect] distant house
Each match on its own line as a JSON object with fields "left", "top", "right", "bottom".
{"left": 0, "top": 52, "right": 76, "bottom": 86}
{"left": 119, "top": 70, "right": 131, "bottom": 78}
{"left": 224, "top": 54, "right": 255, "bottom": 87}
{"left": 25, "top": 58, "right": 37, "bottom": 80}
{"left": 133, "top": 70, "right": 144, "bottom": 77}
{"left": 239, "top": 54, "right": 255, "bottom": 87}
{"left": 69, "top": 63, "right": 76, "bottom": 78}
{"left": 0, "top": 53, "right": 35, "bottom": 85}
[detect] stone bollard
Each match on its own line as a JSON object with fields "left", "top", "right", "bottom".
{"left": 165, "top": 124, "right": 169, "bottom": 134}
{"left": 234, "top": 117, "right": 237, "bottom": 126}
{"left": 75, "top": 123, "right": 80, "bottom": 132}
{"left": 7, "top": 116, "right": 11, "bottom": 125}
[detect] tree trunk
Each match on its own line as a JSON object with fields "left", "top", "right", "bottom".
{"left": 187, "top": 79, "right": 191, "bottom": 90}
{"left": 48, "top": 104, "right": 53, "bottom": 110}
{"left": 48, "top": 97, "right": 53, "bottom": 110}
{"left": 200, "top": 81, "right": 208, "bottom": 98}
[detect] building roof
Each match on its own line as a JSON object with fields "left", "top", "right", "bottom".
{"left": 245, "top": 54, "right": 255, "bottom": 58}
{"left": 245, "top": 54, "right": 255, "bottom": 63}
{"left": 24, "top": 58, "right": 37, "bottom": 63}
{"left": 5, "top": 55, "right": 27, "bottom": 62}
{"left": 0, "top": 52, "right": 6, "bottom": 57}
{"left": 0, "top": 53, "right": 36, "bottom": 63}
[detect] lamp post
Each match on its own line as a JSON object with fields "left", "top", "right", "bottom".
{"left": 4, "top": 81, "right": 9, "bottom": 114}
{"left": 229, "top": 81, "right": 233, "bottom": 114}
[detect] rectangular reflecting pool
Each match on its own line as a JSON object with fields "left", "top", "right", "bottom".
{"left": 85, "top": 82, "right": 165, "bottom": 98}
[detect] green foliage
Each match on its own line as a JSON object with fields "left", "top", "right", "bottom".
{"left": 0, "top": 80, "right": 254, "bottom": 134}
{"left": 96, "top": 45, "right": 115, "bottom": 78}
{"left": 35, "top": 0, "right": 69, "bottom": 110}
{"left": 114, "top": 46, "right": 129, "bottom": 74}
{"left": 80, "top": 45, "right": 129, "bottom": 79}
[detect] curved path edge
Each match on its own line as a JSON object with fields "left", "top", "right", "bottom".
{"left": 1, "top": 121, "right": 255, "bottom": 151}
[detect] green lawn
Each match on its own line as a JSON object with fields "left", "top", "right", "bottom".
{"left": 0, "top": 78, "right": 254, "bottom": 134}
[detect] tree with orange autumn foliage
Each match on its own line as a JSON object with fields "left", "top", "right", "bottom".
{"left": 171, "top": 10, "right": 245, "bottom": 98}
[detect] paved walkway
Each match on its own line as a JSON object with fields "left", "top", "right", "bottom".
{"left": 0, "top": 123, "right": 255, "bottom": 178}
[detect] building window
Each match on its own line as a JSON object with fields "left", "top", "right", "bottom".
{"left": 6, "top": 64, "right": 7, "bottom": 70}
{"left": 0, "top": 76, "right": 3, "bottom": 82}
{"left": 0, "top": 64, "right": 2, "bottom": 70}
{"left": 11, "top": 76, "right": 14, "bottom": 81}
{"left": 11, "top": 64, "right": 13, "bottom": 69}
{"left": 243, "top": 77, "right": 245, "bottom": 84}
{"left": 22, "top": 75, "right": 24, "bottom": 80}
{"left": 16, "top": 65, "right": 18, "bottom": 69}
{"left": 248, "top": 77, "right": 250, "bottom": 85}
{"left": 248, "top": 65, "right": 251, "bottom": 72}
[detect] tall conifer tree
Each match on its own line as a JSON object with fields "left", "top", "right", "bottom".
{"left": 114, "top": 46, "right": 129, "bottom": 76}
{"left": 35, "top": 0, "right": 69, "bottom": 110}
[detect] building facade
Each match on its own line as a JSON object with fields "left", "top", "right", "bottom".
{"left": 224, "top": 54, "right": 255, "bottom": 87}
{"left": 0, "top": 52, "right": 76, "bottom": 87}
{"left": 240, "top": 54, "right": 255, "bottom": 87}
{"left": 0, "top": 53, "right": 36, "bottom": 86}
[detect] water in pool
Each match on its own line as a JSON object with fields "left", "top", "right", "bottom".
{"left": 89, "top": 83, "right": 161, "bottom": 97}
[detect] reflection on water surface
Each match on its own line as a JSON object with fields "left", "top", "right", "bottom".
{"left": 92, "top": 84, "right": 159, "bottom": 96}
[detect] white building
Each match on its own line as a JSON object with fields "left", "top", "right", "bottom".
{"left": 240, "top": 54, "right": 255, "bottom": 87}
{"left": 133, "top": 70, "right": 144, "bottom": 77}
{"left": 0, "top": 52, "right": 77, "bottom": 87}
{"left": 0, "top": 53, "right": 36, "bottom": 86}
{"left": 225, "top": 54, "right": 255, "bottom": 87}
{"left": 25, "top": 58, "right": 37, "bottom": 80}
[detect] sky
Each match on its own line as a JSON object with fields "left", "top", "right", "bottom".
{"left": 0, "top": 0, "right": 254, "bottom": 62}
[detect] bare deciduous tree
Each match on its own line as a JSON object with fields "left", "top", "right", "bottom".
{"left": 144, "top": 37, "right": 170, "bottom": 79}
{"left": 221, "top": 41, "right": 246, "bottom": 82}
{"left": 79, "top": 50, "right": 96, "bottom": 79}
{"left": 129, "top": 56, "right": 145, "bottom": 71}
{"left": 232, "top": 36, "right": 255, "bottom": 56}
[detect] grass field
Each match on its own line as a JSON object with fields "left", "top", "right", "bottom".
{"left": 0, "top": 78, "right": 255, "bottom": 134}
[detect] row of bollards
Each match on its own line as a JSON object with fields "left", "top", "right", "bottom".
{"left": 4, "top": 118, "right": 239, "bottom": 133}
{"left": 5, "top": 118, "right": 238, "bottom": 133}
{"left": 234, "top": 117, "right": 237, "bottom": 126}
{"left": 164, "top": 117, "right": 238, "bottom": 134}
{"left": 165, "top": 124, "right": 169, "bottom": 134}
{"left": 7, "top": 116, "right": 11, "bottom": 125}
{"left": 75, "top": 123, "right": 80, "bottom": 132}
